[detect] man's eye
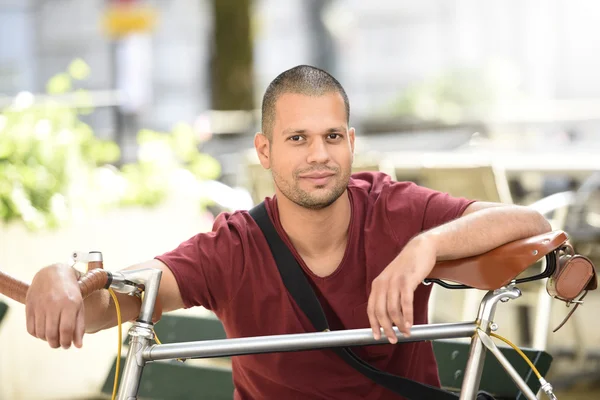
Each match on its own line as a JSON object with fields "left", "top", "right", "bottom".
{"left": 328, "top": 133, "right": 341, "bottom": 140}
{"left": 289, "top": 135, "right": 302, "bottom": 141}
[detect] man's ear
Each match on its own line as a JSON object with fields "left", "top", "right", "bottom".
{"left": 254, "top": 133, "right": 271, "bottom": 169}
{"left": 349, "top": 127, "right": 356, "bottom": 154}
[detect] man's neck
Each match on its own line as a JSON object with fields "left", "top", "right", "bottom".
{"left": 276, "top": 191, "right": 351, "bottom": 258}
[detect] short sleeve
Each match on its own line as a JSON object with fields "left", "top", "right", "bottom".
{"left": 154, "top": 212, "right": 245, "bottom": 312}
{"left": 421, "top": 189, "right": 476, "bottom": 231}
{"left": 385, "top": 181, "right": 476, "bottom": 240}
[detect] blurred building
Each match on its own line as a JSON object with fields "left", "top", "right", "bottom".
{"left": 1, "top": 0, "right": 600, "bottom": 150}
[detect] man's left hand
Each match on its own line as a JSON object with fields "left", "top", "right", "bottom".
{"left": 366, "top": 235, "right": 437, "bottom": 343}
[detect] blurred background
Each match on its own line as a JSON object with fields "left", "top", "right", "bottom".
{"left": 1, "top": 0, "right": 600, "bottom": 399}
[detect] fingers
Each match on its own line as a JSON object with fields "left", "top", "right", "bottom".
{"left": 366, "top": 296, "right": 381, "bottom": 340}
{"left": 25, "top": 263, "right": 85, "bottom": 350}
{"left": 73, "top": 308, "right": 85, "bottom": 349}
{"left": 400, "top": 289, "right": 414, "bottom": 335}
{"left": 59, "top": 303, "right": 79, "bottom": 349}
{"left": 26, "top": 302, "right": 36, "bottom": 338}
{"left": 387, "top": 286, "right": 405, "bottom": 339}
{"left": 35, "top": 312, "right": 46, "bottom": 342}
{"left": 26, "top": 295, "right": 82, "bottom": 349}
{"left": 369, "top": 277, "right": 417, "bottom": 343}
{"left": 368, "top": 278, "right": 397, "bottom": 344}
{"left": 46, "top": 310, "right": 61, "bottom": 349}
{"left": 389, "top": 280, "right": 414, "bottom": 337}
{"left": 375, "top": 288, "right": 396, "bottom": 343}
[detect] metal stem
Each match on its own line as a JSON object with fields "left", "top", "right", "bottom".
{"left": 119, "top": 268, "right": 162, "bottom": 323}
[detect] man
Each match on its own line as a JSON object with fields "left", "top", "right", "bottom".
{"left": 26, "top": 65, "right": 551, "bottom": 399}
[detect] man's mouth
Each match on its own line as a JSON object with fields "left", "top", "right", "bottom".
{"left": 299, "top": 171, "right": 335, "bottom": 185}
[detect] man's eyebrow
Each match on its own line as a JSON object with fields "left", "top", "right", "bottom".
{"left": 282, "top": 128, "right": 306, "bottom": 135}
{"left": 281, "top": 126, "right": 346, "bottom": 135}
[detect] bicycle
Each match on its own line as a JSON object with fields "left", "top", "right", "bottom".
{"left": 0, "top": 229, "right": 596, "bottom": 400}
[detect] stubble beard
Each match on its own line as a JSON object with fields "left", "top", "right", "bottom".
{"left": 272, "top": 166, "right": 350, "bottom": 210}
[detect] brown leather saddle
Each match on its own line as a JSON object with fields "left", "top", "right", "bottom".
{"left": 426, "top": 230, "right": 598, "bottom": 331}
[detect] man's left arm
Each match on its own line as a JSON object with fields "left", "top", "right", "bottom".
{"left": 429, "top": 201, "right": 552, "bottom": 261}
{"left": 367, "top": 201, "right": 552, "bottom": 343}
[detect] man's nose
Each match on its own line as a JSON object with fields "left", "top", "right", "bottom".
{"left": 306, "top": 138, "right": 330, "bottom": 164}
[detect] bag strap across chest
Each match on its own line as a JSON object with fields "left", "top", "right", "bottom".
{"left": 249, "top": 201, "right": 495, "bottom": 400}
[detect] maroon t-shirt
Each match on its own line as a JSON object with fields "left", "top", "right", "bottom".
{"left": 156, "top": 172, "right": 474, "bottom": 399}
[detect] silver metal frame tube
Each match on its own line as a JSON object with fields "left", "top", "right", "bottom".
{"left": 476, "top": 330, "right": 538, "bottom": 400}
{"left": 117, "top": 323, "right": 155, "bottom": 400}
{"left": 459, "top": 334, "right": 486, "bottom": 400}
{"left": 144, "top": 322, "right": 477, "bottom": 361}
{"left": 115, "top": 269, "right": 162, "bottom": 399}
{"left": 459, "top": 286, "right": 522, "bottom": 400}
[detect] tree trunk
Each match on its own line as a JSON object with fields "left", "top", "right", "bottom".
{"left": 211, "top": 0, "right": 254, "bottom": 111}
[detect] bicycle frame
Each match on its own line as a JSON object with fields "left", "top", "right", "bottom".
{"left": 113, "top": 269, "right": 545, "bottom": 400}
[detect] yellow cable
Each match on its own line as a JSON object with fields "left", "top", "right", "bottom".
{"left": 140, "top": 291, "right": 162, "bottom": 345}
{"left": 151, "top": 330, "right": 184, "bottom": 362}
{"left": 490, "top": 332, "right": 542, "bottom": 380}
{"left": 137, "top": 293, "right": 181, "bottom": 362}
{"left": 154, "top": 329, "right": 162, "bottom": 345}
{"left": 108, "top": 289, "right": 122, "bottom": 400}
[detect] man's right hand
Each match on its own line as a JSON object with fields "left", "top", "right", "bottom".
{"left": 25, "top": 263, "right": 85, "bottom": 349}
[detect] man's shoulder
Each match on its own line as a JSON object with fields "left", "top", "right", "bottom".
{"left": 212, "top": 209, "right": 258, "bottom": 232}
{"left": 348, "top": 171, "right": 422, "bottom": 199}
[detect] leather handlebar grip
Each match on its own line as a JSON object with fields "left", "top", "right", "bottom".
{"left": 0, "top": 270, "right": 29, "bottom": 304}
{"left": 0, "top": 268, "right": 110, "bottom": 305}
{"left": 78, "top": 268, "right": 110, "bottom": 298}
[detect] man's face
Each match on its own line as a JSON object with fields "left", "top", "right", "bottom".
{"left": 258, "top": 92, "right": 355, "bottom": 210}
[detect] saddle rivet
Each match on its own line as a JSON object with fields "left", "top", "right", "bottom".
{"left": 532, "top": 250, "right": 539, "bottom": 256}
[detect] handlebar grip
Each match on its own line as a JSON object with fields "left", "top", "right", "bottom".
{"left": 0, "top": 268, "right": 110, "bottom": 304}
{"left": 0, "top": 270, "right": 29, "bottom": 304}
{"left": 78, "top": 269, "right": 110, "bottom": 298}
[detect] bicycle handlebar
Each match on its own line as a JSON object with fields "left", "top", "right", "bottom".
{"left": 0, "top": 268, "right": 110, "bottom": 304}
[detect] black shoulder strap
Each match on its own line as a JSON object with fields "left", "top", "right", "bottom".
{"left": 249, "top": 202, "right": 460, "bottom": 400}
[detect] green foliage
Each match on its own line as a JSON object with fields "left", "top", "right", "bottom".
{"left": 0, "top": 59, "right": 220, "bottom": 231}
{"left": 118, "top": 125, "right": 221, "bottom": 207}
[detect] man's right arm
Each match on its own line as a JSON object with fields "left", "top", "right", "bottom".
{"left": 26, "top": 259, "right": 184, "bottom": 349}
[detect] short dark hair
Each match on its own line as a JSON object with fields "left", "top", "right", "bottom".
{"left": 261, "top": 65, "right": 350, "bottom": 139}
